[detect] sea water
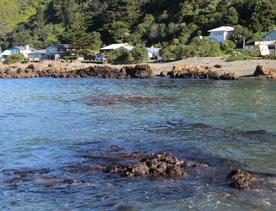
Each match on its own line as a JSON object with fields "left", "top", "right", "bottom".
{"left": 0, "top": 78, "right": 275, "bottom": 210}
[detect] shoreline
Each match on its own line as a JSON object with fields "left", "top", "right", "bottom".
{"left": 0, "top": 57, "right": 275, "bottom": 79}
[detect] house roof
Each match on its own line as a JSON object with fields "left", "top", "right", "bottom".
{"left": 100, "top": 43, "right": 130, "bottom": 50}
{"left": 255, "top": 40, "right": 276, "bottom": 45}
{"left": 208, "top": 26, "right": 234, "bottom": 32}
{"left": 264, "top": 29, "right": 276, "bottom": 37}
{"left": 147, "top": 47, "right": 161, "bottom": 53}
{"left": 47, "top": 44, "right": 70, "bottom": 49}
{"left": 13, "top": 46, "right": 36, "bottom": 51}
{"left": 0, "top": 50, "right": 11, "bottom": 56}
{"left": 28, "top": 49, "right": 47, "bottom": 55}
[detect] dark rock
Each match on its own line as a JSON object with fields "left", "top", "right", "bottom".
{"left": 122, "top": 64, "right": 153, "bottom": 79}
{"left": 27, "top": 64, "right": 36, "bottom": 70}
{"left": 159, "top": 71, "right": 167, "bottom": 77}
{"left": 105, "top": 152, "right": 186, "bottom": 178}
{"left": 2, "top": 168, "right": 50, "bottom": 176}
{"left": 253, "top": 65, "right": 276, "bottom": 79}
{"left": 227, "top": 169, "right": 257, "bottom": 189}
{"left": 214, "top": 64, "right": 223, "bottom": 68}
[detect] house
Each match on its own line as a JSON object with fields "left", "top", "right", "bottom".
{"left": 147, "top": 47, "right": 162, "bottom": 61}
{"left": 10, "top": 45, "right": 36, "bottom": 58}
{"left": 0, "top": 50, "right": 11, "bottom": 61}
{"left": 264, "top": 29, "right": 276, "bottom": 41}
{"left": 46, "top": 44, "right": 70, "bottom": 60}
{"left": 100, "top": 43, "right": 133, "bottom": 53}
{"left": 0, "top": 45, "right": 35, "bottom": 61}
{"left": 28, "top": 50, "right": 47, "bottom": 61}
{"left": 255, "top": 41, "right": 276, "bottom": 55}
{"left": 208, "top": 26, "right": 234, "bottom": 43}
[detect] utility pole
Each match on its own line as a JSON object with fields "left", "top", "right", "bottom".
{"left": 243, "top": 37, "right": 246, "bottom": 49}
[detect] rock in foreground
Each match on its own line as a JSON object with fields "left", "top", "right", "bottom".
{"left": 105, "top": 152, "right": 186, "bottom": 178}
{"left": 227, "top": 169, "right": 257, "bottom": 189}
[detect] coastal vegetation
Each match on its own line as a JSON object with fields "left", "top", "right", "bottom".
{"left": 0, "top": 0, "right": 275, "bottom": 62}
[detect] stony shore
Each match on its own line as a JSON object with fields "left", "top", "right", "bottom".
{"left": 0, "top": 58, "right": 275, "bottom": 79}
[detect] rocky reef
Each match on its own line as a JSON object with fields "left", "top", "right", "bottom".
{"left": 104, "top": 153, "right": 186, "bottom": 177}
{"left": 80, "top": 94, "right": 171, "bottom": 106}
{"left": 167, "top": 64, "right": 240, "bottom": 80}
{"left": 0, "top": 63, "right": 153, "bottom": 79}
{"left": 227, "top": 169, "right": 257, "bottom": 189}
{"left": 2, "top": 150, "right": 271, "bottom": 191}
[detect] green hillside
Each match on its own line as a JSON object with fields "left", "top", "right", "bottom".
{"left": 0, "top": 0, "right": 275, "bottom": 61}
{"left": 0, "top": 0, "right": 37, "bottom": 30}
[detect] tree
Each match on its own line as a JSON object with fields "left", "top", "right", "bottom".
{"left": 51, "top": 0, "right": 78, "bottom": 26}
{"left": 225, "top": 7, "right": 239, "bottom": 25}
{"left": 105, "top": 21, "right": 130, "bottom": 43}
{"left": 66, "top": 13, "right": 102, "bottom": 56}
{"left": 230, "top": 25, "right": 252, "bottom": 47}
{"left": 130, "top": 45, "right": 148, "bottom": 63}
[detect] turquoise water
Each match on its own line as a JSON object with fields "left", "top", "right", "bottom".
{"left": 0, "top": 78, "right": 275, "bottom": 210}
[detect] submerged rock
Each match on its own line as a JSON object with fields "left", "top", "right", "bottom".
{"left": 105, "top": 152, "right": 186, "bottom": 178}
{"left": 2, "top": 167, "right": 50, "bottom": 176}
{"left": 81, "top": 94, "right": 170, "bottom": 106}
{"left": 227, "top": 169, "right": 257, "bottom": 189}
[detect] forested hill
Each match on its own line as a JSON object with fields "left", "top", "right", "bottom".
{"left": 0, "top": 0, "right": 275, "bottom": 50}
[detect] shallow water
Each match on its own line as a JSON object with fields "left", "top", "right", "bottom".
{"left": 0, "top": 78, "right": 275, "bottom": 210}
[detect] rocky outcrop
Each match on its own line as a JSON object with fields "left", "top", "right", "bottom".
{"left": 0, "top": 63, "right": 153, "bottom": 79}
{"left": 226, "top": 169, "right": 257, "bottom": 189}
{"left": 104, "top": 153, "right": 186, "bottom": 178}
{"left": 253, "top": 65, "right": 276, "bottom": 79}
{"left": 167, "top": 64, "right": 239, "bottom": 80}
{"left": 121, "top": 64, "right": 153, "bottom": 79}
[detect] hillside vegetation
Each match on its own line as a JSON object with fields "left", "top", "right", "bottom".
{"left": 0, "top": 0, "right": 35, "bottom": 30}
{"left": 0, "top": 0, "right": 275, "bottom": 60}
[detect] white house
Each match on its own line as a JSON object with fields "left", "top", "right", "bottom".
{"left": 0, "top": 50, "right": 11, "bottom": 61}
{"left": 255, "top": 41, "right": 276, "bottom": 55}
{"left": 263, "top": 29, "right": 276, "bottom": 41}
{"left": 46, "top": 44, "right": 70, "bottom": 60}
{"left": 100, "top": 43, "right": 133, "bottom": 53}
{"left": 0, "top": 45, "right": 35, "bottom": 61}
{"left": 208, "top": 26, "right": 234, "bottom": 43}
{"left": 147, "top": 47, "right": 162, "bottom": 61}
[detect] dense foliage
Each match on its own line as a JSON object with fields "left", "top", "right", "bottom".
{"left": 0, "top": 0, "right": 275, "bottom": 58}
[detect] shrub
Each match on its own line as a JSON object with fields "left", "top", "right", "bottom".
{"left": 261, "top": 54, "right": 276, "bottom": 60}
{"left": 190, "top": 37, "right": 222, "bottom": 57}
{"left": 175, "top": 45, "right": 196, "bottom": 60}
{"left": 225, "top": 50, "right": 260, "bottom": 62}
{"left": 131, "top": 45, "right": 148, "bottom": 63}
{"left": 221, "top": 40, "right": 236, "bottom": 51}
{"left": 106, "top": 49, "right": 131, "bottom": 64}
{"left": 6, "top": 53, "right": 25, "bottom": 64}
